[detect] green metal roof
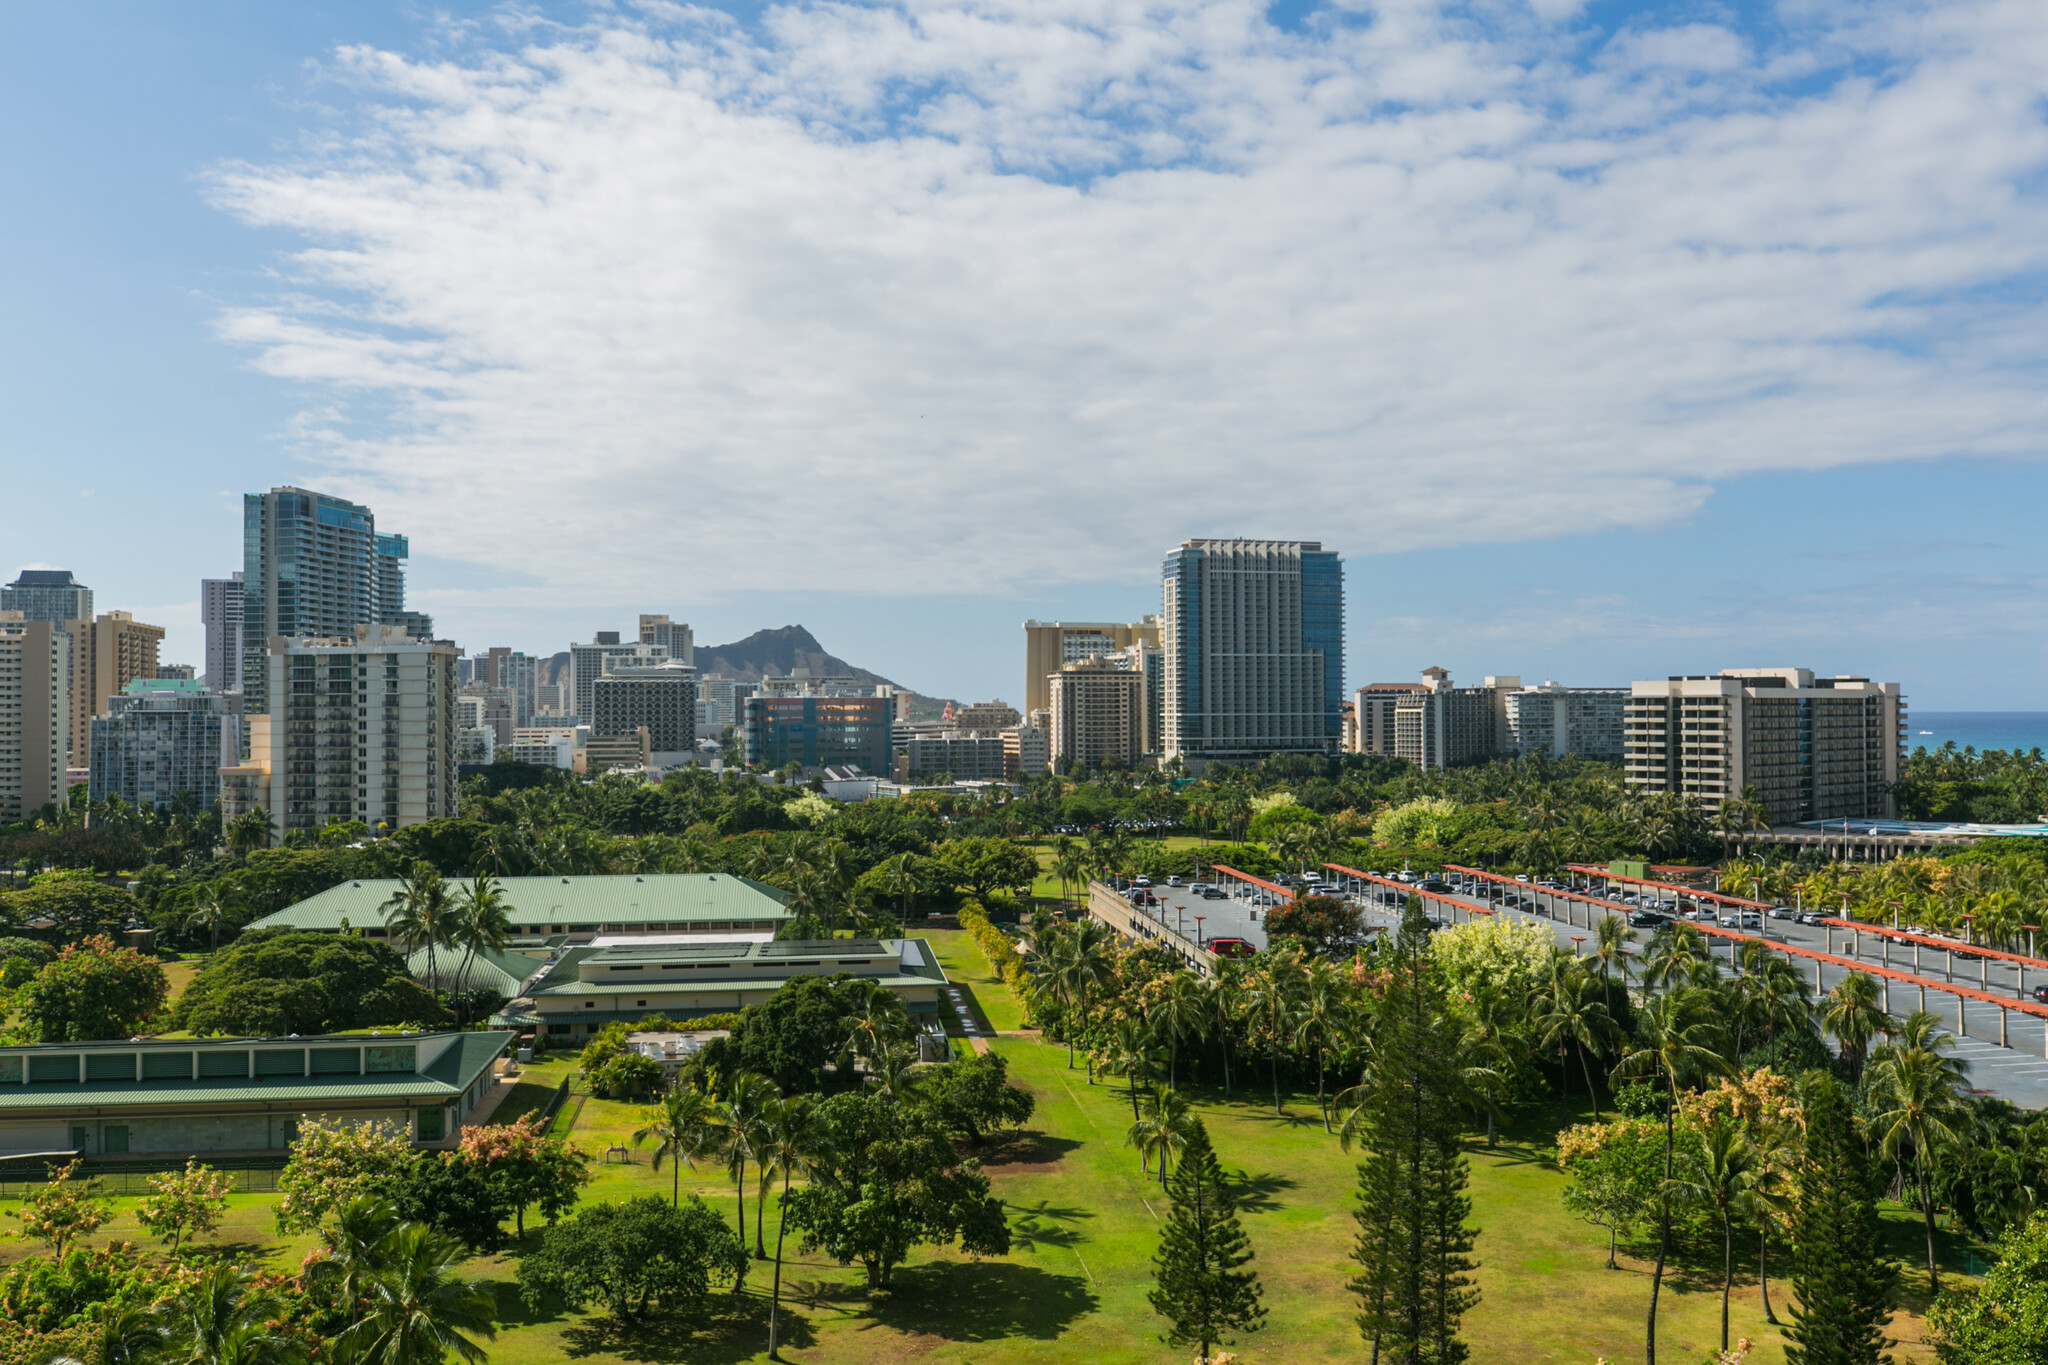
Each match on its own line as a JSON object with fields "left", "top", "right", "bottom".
{"left": 0, "top": 1032, "right": 510, "bottom": 1112}
{"left": 584, "top": 939, "right": 893, "bottom": 965}
{"left": 527, "top": 938, "right": 945, "bottom": 999}
{"left": 406, "top": 945, "right": 547, "bottom": 997}
{"left": 248, "top": 874, "right": 789, "bottom": 933}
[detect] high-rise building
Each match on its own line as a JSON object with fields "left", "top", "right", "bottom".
{"left": 1049, "top": 659, "right": 1146, "bottom": 771}
{"left": 1159, "top": 539, "right": 1344, "bottom": 765}
{"left": 568, "top": 638, "right": 668, "bottom": 719}
{"left": 591, "top": 662, "right": 697, "bottom": 756}
{"left": 89, "top": 679, "right": 227, "bottom": 811}
{"left": 62, "top": 612, "right": 166, "bottom": 766}
{"left": 241, "top": 488, "right": 413, "bottom": 715}
{"left": 638, "top": 615, "right": 694, "bottom": 667}
{"left": 1503, "top": 682, "right": 1628, "bottom": 761}
{"left": 1385, "top": 669, "right": 1514, "bottom": 770}
{"left": 954, "top": 700, "right": 1021, "bottom": 735}
{"left": 1112, "top": 641, "right": 1164, "bottom": 755}
{"left": 903, "top": 733, "right": 1007, "bottom": 782}
{"left": 3, "top": 571, "right": 91, "bottom": 625}
{"left": 697, "top": 676, "right": 755, "bottom": 730}
{"left": 223, "top": 625, "right": 459, "bottom": 838}
{"left": 1022, "top": 618, "right": 1159, "bottom": 719}
{"left": 744, "top": 694, "right": 891, "bottom": 773}
{"left": 0, "top": 620, "right": 69, "bottom": 822}
{"left": 1349, "top": 682, "right": 1431, "bottom": 755}
{"left": 1004, "top": 712, "right": 1050, "bottom": 778}
{"left": 1625, "top": 669, "right": 1904, "bottom": 821}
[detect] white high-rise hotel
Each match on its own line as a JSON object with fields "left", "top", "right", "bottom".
{"left": 1160, "top": 539, "right": 1344, "bottom": 766}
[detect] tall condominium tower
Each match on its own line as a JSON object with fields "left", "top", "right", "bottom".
{"left": 0, "top": 620, "right": 69, "bottom": 821}
{"left": 1160, "top": 539, "right": 1344, "bottom": 766}
{"left": 201, "top": 573, "right": 244, "bottom": 692}
{"left": 242, "top": 488, "right": 412, "bottom": 713}
{"left": 2, "top": 570, "right": 92, "bottom": 624}
{"left": 638, "top": 615, "right": 694, "bottom": 667}
{"left": 1020, "top": 617, "right": 1158, "bottom": 719}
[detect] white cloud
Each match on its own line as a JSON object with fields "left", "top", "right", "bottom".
{"left": 207, "top": 0, "right": 2048, "bottom": 599}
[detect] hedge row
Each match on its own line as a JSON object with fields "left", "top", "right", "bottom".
{"left": 958, "top": 902, "right": 1031, "bottom": 1008}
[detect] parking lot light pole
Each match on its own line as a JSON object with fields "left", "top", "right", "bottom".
{"left": 1194, "top": 915, "right": 1206, "bottom": 947}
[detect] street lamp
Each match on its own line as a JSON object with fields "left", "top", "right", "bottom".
{"left": 1194, "top": 915, "right": 1206, "bottom": 947}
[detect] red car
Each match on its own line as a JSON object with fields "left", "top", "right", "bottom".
{"left": 1206, "top": 937, "right": 1256, "bottom": 958}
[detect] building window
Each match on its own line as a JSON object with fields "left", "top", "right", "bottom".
{"left": 103, "top": 1124, "right": 129, "bottom": 1154}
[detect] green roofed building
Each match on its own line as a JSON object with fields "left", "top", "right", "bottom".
{"left": 247, "top": 873, "right": 790, "bottom": 942}
{"left": 0, "top": 1030, "right": 510, "bottom": 1160}
{"left": 508, "top": 938, "right": 948, "bottom": 1036}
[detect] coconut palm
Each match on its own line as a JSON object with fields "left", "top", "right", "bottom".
{"left": 1125, "top": 1083, "right": 1195, "bottom": 1186}
{"left": 380, "top": 864, "right": 454, "bottom": 1007}
{"left": 187, "top": 881, "right": 236, "bottom": 954}
{"left": 1615, "top": 988, "right": 1731, "bottom": 1365}
{"left": 1201, "top": 964, "right": 1242, "bottom": 1098}
{"left": 878, "top": 853, "right": 920, "bottom": 931}
{"left": 333, "top": 1222, "right": 496, "bottom": 1365}
{"left": 448, "top": 873, "right": 513, "bottom": 1016}
{"left": 1292, "top": 960, "right": 1352, "bottom": 1131}
{"left": 1868, "top": 1020, "right": 1968, "bottom": 1292}
{"left": 1591, "top": 913, "right": 1633, "bottom": 1004}
{"left": 1055, "top": 920, "right": 1116, "bottom": 1079}
{"left": 759, "top": 1095, "right": 819, "bottom": 1360}
{"left": 865, "top": 1044, "right": 921, "bottom": 1100}
{"left": 717, "top": 1073, "right": 778, "bottom": 1252}
{"left": 634, "top": 1088, "right": 725, "bottom": 1208}
{"left": 1820, "top": 971, "right": 1890, "bottom": 1083}
{"left": 1240, "top": 946, "right": 1307, "bottom": 1114}
{"left": 159, "top": 1262, "right": 303, "bottom": 1365}
{"left": 1154, "top": 971, "right": 1210, "bottom": 1091}
{"left": 1665, "top": 1117, "right": 1754, "bottom": 1355}
{"left": 225, "top": 807, "right": 275, "bottom": 857}
{"left": 38, "top": 1301, "right": 172, "bottom": 1365}
{"left": 1528, "top": 954, "right": 1613, "bottom": 1122}
{"left": 1101, "top": 1016, "right": 1164, "bottom": 1124}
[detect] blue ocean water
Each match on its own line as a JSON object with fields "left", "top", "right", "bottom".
{"left": 1906, "top": 712, "right": 2048, "bottom": 757}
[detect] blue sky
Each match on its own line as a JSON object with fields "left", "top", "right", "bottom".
{"left": 4, "top": 1, "right": 2047, "bottom": 709}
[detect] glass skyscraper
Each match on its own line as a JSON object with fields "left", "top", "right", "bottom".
{"left": 1, "top": 570, "right": 91, "bottom": 624}
{"left": 1160, "top": 539, "right": 1345, "bottom": 766}
{"left": 242, "top": 488, "right": 412, "bottom": 713}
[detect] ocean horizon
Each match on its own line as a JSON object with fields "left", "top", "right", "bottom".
{"left": 1907, "top": 711, "right": 2048, "bottom": 757}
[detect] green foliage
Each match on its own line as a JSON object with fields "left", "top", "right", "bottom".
{"left": 0, "top": 880, "right": 138, "bottom": 944}
{"left": 935, "top": 837, "right": 1040, "bottom": 903}
{"left": 1261, "top": 894, "right": 1359, "bottom": 957}
{"left": 589, "top": 1052, "right": 664, "bottom": 1101}
{"left": 175, "top": 930, "right": 443, "bottom": 1036}
{"left": 394, "top": 1151, "right": 513, "bottom": 1252}
{"left": 1929, "top": 1210, "right": 2048, "bottom": 1364}
{"left": 18, "top": 935, "right": 168, "bottom": 1041}
{"left": 1784, "top": 1075, "right": 1899, "bottom": 1365}
{"left": 0, "top": 939, "right": 53, "bottom": 968}
{"left": 457, "top": 1114, "right": 591, "bottom": 1237}
{"left": 134, "top": 1158, "right": 235, "bottom": 1253}
{"left": 232, "top": 845, "right": 403, "bottom": 922}
{"left": 1557, "top": 1118, "right": 1667, "bottom": 1266}
{"left": 785, "top": 1089, "right": 1011, "bottom": 1288}
{"left": 0, "top": 1240, "right": 168, "bottom": 1333}
{"left": 516, "top": 1195, "right": 747, "bottom": 1321}
{"left": 916, "top": 1050, "right": 1036, "bottom": 1144}
{"left": 1429, "top": 917, "right": 1554, "bottom": 1012}
{"left": 1149, "top": 1118, "right": 1266, "bottom": 1361}
{"left": 1245, "top": 803, "right": 1319, "bottom": 844}
{"left": 275, "top": 1117, "right": 420, "bottom": 1234}
{"left": 1348, "top": 905, "right": 1480, "bottom": 1365}
{"left": 8, "top": 1162, "right": 111, "bottom": 1260}
{"left": 1372, "top": 796, "right": 1461, "bottom": 847}
{"left": 701, "top": 975, "right": 900, "bottom": 1095}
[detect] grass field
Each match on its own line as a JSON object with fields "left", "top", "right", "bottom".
{"left": 4, "top": 928, "right": 1963, "bottom": 1364}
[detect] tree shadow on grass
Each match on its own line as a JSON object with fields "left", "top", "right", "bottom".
{"left": 1006, "top": 1198, "right": 1095, "bottom": 1252}
{"left": 1242, "top": 1107, "right": 1326, "bottom": 1132}
{"left": 861, "top": 1261, "right": 1097, "bottom": 1342}
{"left": 977, "top": 1129, "right": 1084, "bottom": 1171}
{"left": 1222, "top": 1168, "right": 1298, "bottom": 1213}
{"left": 558, "top": 1291, "right": 816, "bottom": 1363}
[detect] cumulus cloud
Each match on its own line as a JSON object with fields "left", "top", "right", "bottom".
{"left": 209, "top": 0, "right": 2048, "bottom": 597}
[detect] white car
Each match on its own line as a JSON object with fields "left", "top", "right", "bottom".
{"left": 1167, "top": 876, "right": 1184, "bottom": 887}
{"left": 1767, "top": 906, "right": 1792, "bottom": 920}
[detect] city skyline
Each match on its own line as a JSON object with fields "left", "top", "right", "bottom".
{"left": 7, "top": 4, "right": 2048, "bottom": 710}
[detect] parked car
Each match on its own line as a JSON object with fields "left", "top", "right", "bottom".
{"left": 1133, "top": 877, "right": 1152, "bottom": 888}
{"left": 1420, "top": 878, "right": 1449, "bottom": 893}
{"left": 1207, "top": 937, "right": 1256, "bottom": 959}
{"left": 1739, "top": 911, "right": 1764, "bottom": 929}
{"left": 2034, "top": 984, "right": 2048, "bottom": 1004}
{"left": 1719, "top": 912, "right": 1742, "bottom": 927}
{"left": 1167, "top": 876, "right": 1184, "bottom": 887}
{"left": 1767, "top": 905, "right": 1792, "bottom": 920}
{"left": 1796, "top": 911, "right": 1824, "bottom": 926}
{"left": 1628, "top": 911, "right": 1669, "bottom": 928}
{"left": 1425, "top": 915, "right": 1447, "bottom": 930}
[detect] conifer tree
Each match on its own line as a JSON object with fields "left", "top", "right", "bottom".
{"left": 1348, "top": 901, "right": 1480, "bottom": 1365}
{"left": 1784, "top": 1075, "right": 1899, "bottom": 1365}
{"left": 1149, "top": 1118, "right": 1266, "bottom": 1363}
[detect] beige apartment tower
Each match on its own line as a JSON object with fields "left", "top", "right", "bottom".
{"left": 1624, "top": 669, "right": 1904, "bottom": 821}
{"left": 62, "top": 612, "right": 165, "bottom": 765}
{"left": 0, "top": 620, "right": 70, "bottom": 821}
{"left": 1022, "top": 618, "right": 1158, "bottom": 720}
{"left": 1048, "top": 660, "right": 1146, "bottom": 771}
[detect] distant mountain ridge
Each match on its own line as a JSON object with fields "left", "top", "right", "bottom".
{"left": 698, "top": 625, "right": 902, "bottom": 691}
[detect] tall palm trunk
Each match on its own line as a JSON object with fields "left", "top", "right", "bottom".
{"left": 1758, "top": 1228, "right": 1776, "bottom": 1323}
{"left": 1646, "top": 1085, "right": 1674, "bottom": 1365}
{"left": 1718, "top": 1210, "right": 1733, "bottom": 1353}
{"left": 1919, "top": 1159, "right": 1940, "bottom": 1292}
{"left": 769, "top": 1171, "right": 793, "bottom": 1358}
{"left": 1578, "top": 1044, "right": 1602, "bottom": 1122}
{"left": 735, "top": 1156, "right": 747, "bottom": 1244}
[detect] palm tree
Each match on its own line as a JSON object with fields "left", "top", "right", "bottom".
{"left": 1154, "top": 971, "right": 1209, "bottom": 1091}
{"left": 1241, "top": 946, "right": 1306, "bottom": 1114}
{"left": 225, "top": 807, "right": 275, "bottom": 857}
{"left": 449, "top": 873, "right": 513, "bottom": 1006}
{"left": 333, "top": 1222, "right": 496, "bottom": 1365}
{"left": 634, "top": 1088, "right": 724, "bottom": 1208}
{"left": 1054, "top": 921, "right": 1115, "bottom": 1079}
{"left": 1101, "top": 1016, "right": 1162, "bottom": 1124}
{"left": 309, "top": 1197, "right": 405, "bottom": 1315}
{"left": 1615, "top": 988, "right": 1731, "bottom": 1365}
{"left": 1868, "top": 1020, "right": 1968, "bottom": 1292}
{"left": 1293, "top": 960, "right": 1351, "bottom": 1131}
{"left": 39, "top": 1302, "right": 171, "bottom": 1365}
{"left": 1639, "top": 923, "right": 1704, "bottom": 996}
{"left": 1529, "top": 954, "right": 1613, "bottom": 1122}
{"left": 381, "top": 864, "right": 454, "bottom": 1007}
{"left": 1734, "top": 1113, "right": 1799, "bottom": 1326}
{"left": 159, "top": 1262, "right": 302, "bottom": 1365}
{"left": 759, "top": 1095, "right": 819, "bottom": 1360}
{"left": 1748, "top": 954, "right": 1811, "bottom": 1070}
{"left": 188, "top": 881, "right": 236, "bottom": 954}
{"left": 865, "top": 1045, "right": 921, "bottom": 1100}
{"left": 1201, "top": 964, "right": 1243, "bottom": 1098}
{"left": 1665, "top": 1117, "right": 1754, "bottom": 1355}
{"left": 1125, "top": 1083, "right": 1194, "bottom": 1186}
{"left": 1591, "top": 914, "right": 1633, "bottom": 1005}
{"left": 1820, "top": 971, "right": 1889, "bottom": 1083}
{"left": 717, "top": 1073, "right": 777, "bottom": 1252}
{"left": 878, "top": 853, "right": 920, "bottom": 931}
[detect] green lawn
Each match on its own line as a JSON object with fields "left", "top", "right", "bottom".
{"left": 0, "top": 955, "right": 1959, "bottom": 1364}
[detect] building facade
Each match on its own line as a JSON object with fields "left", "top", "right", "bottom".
{"left": 1349, "top": 683, "right": 1429, "bottom": 755}
{"left": 62, "top": 611, "right": 166, "bottom": 766}
{"left": 953, "top": 700, "right": 1021, "bottom": 735}
{"left": 1503, "top": 682, "right": 1627, "bottom": 761}
{"left": 1049, "top": 658, "right": 1146, "bottom": 771}
{"left": 1624, "top": 669, "right": 1905, "bottom": 821}
{"left": 0, "top": 620, "right": 68, "bottom": 822}
{"left": 568, "top": 638, "right": 668, "bottom": 720}
{"left": 1022, "top": 617, "right": 1159, "bottom": 719}
{"left": 1, "top": 571, "right": 91, "bottom": 625}
{"left": 89, "top": 679, "right": 227, "bottom": 811}
{"left": 591, "top": 662, "right": 697, "bottom": 754}
{"left": 903, "top": 733, "right": 1007, "bottom": 782}
{"left": 639, "top": 615, "right": 694, "bottom": 667}
{"left": 233, "top": 625, "right": 459, "bottom": 838}
{"left": 1004, "top": 712, "right": 1049, "bottom": 778}
{"left": 1387, "top": 669, "right": 1512, "bottom": 770}
{"left": 242, "top": 488, "right": 412, "bottom": 715}
{"left": 1159, "top": 539, "right": 1344, "bottom": 765}
{"left": 744, "top": 694, "right": 892, "bottom": 773}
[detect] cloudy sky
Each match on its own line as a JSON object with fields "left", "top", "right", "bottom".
{"left": 4, "top": 0, "right": 2047, "bottom": 707}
